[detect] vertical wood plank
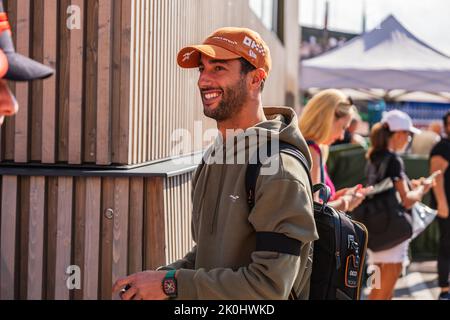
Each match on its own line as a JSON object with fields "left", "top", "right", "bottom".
{"left": 100, "top": 177, "right": 113, "bottom": 299}
{"left": 54, "top": 177, "right": 73, "bottom": 299}
{"left": 45, "top": 176, "right": 57, "bottom": 300}
{"left": 82, "top": 177, "right": 101, "bottom": 300}
{"left": 29, "top": 0, "right": 45, "bottom": 162}
{"left": 72, "top": 177, "right": 86, "bottom": 300}
{"left": 57, "top": 0, "right": 70, "bottom": 162}
{"left": 0, "top": 176, "right": 18, "bottom": 300}
{"left": 141, "top": 0, "right": 150, "bottom": 165}
{"left": 83, "top": 0, "right": 98, "bottom": 163}
{"left": 128, "top": 177, "right": 143, "bottom": 274}
{"left": 68, "top": 0, "right": 84, "bottom": 164}
{"left": 27, "top": 176, "right": 46, "bottom": 300}
{"left": 144, "top": 177, "right": 165, "bottom": 270}
{"left": 96, "top": 0, "right": 112, "bottom": 165}
{"left": 129, "top": 0, "right": 137, "bottom": 164}
{"left": 19, "top": 176, "right": 30, "bottom": 299}
{"left": 112, "top": 178, "right": 129, "bottom": 294}
{"left": 40, "top": 0, "right": 57, "bottom": 164}
{"left": 111, "top": 0, "right": 131, "bottom": 165}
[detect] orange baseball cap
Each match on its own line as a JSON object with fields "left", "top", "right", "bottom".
{"left": 177, "top": 27, "right": 272, "bottom": 79}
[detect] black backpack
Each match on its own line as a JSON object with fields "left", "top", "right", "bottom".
{"left": 245, "top": 142, "right": 369, "bottom": 300}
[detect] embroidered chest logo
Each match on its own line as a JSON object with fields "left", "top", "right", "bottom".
{"left": 229, "top": 195, "right": 240, "bottom": 203}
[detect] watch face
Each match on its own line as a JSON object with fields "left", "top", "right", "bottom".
{"left": 164, "top": 279, "right": 177, "bottom": 295}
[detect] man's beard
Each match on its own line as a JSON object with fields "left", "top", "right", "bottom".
{"left": 203, "top": 77, "right": 248, "bottom": 122}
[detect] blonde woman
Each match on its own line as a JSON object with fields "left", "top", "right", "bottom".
{"left": 299, "top": 89, "right": 370, "bottom": 212}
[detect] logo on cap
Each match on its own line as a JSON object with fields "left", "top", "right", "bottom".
{"left": 182, "top": 50, "right": 196, "bottom": 62}
{"left": 243, "top": 36, "right": 265, "bottom": 56}
{"left": 211, "top": 36, "right": 238, "bottom": 46}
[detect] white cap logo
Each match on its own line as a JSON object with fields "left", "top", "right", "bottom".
{"left": 182, "top": 50, "right": 196, "bottom": 62}
{"left": 243, "top": 36, "right": 265, "bottom": 56}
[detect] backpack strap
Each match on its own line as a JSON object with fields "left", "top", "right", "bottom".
{"left": 246, "top": 142, "right": 313, "bottom": 211}
{"left": 366, "top": 152, "right": 394, "bottom": 186}
{"left": 245, "top": 142, "right": 319, "bottom": 300}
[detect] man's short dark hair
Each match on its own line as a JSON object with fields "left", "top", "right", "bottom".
{"left": 444, "top": 110, "right": 450, "bottom": 126}
{"left": 239, "top": 58, "right": 265, "bottom": 92}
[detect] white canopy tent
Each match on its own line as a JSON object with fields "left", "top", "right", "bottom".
{"left": 300, "top": 15, "right": 450, "bottom": 102}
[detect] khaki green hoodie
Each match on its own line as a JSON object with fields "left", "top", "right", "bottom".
{"left": 161, "top": 106, "right": 318, "bottom": 300}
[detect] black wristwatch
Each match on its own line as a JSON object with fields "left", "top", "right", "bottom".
{"left": 162, "top": 270, "right": 178, "bottom": 299}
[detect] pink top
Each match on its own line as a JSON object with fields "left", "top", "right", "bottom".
{"left": 308, "top": 142, "right": 337, "bottom": 200}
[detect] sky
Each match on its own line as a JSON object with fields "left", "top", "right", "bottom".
{"left": 299, "top": 0, "right": 450, "bottom": 56}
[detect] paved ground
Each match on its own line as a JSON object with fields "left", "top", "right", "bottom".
{"left": 363, "top": 261, "right": 441, "bottom": 300}
{"left": 393, "top": 261, "right": 441, "bottom": 300}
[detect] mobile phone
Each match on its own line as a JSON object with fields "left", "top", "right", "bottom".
{"left": 425, "top": 170, "right": 442, "bottom": 184}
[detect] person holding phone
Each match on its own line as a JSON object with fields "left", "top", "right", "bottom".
{"left": 299, "top": 89, "right": 371, "bottom": 212}
{"left": 366, "top": 110, "right": 435, "bottom": 300}
{"left": 430, "top": 110, "right": 450, "bottom": 300}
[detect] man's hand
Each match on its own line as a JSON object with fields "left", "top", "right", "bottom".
{"left": 112, "top": 271, "right": 169, "bottom": 300}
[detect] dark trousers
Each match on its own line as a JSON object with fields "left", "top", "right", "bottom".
{"left": 438, "top": 216, "right": 450, "bottom": 288}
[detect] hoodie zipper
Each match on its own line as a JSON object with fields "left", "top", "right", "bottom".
{"left": 211, "top": 164, "right": 226, "bottom": 234}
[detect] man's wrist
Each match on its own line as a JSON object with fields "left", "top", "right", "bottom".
{"left": 162, "top": 270, "right": 178, "bottom": 299}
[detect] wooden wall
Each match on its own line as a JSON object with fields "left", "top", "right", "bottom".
{"left": 0, "top": 172, "right": 193, "bottom": 300}
{"left": 164, "top": 173, "right": 194, "bottom": 265}
{"left": 0, "top": 0, "right": 131, "bottom": 166}
{"left": 0, "top": 0, "right": 298, "bottom": 166}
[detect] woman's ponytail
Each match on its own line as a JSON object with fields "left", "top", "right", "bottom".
{"left": 367, "top": 122, "right": 393, "bottom": 160}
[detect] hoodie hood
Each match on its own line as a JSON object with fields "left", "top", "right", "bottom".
{"left": 255, "top": 106, "right": 313, "bottom": 169}
{"left": 205, "top": 106, "right": 312, "bottom": 171}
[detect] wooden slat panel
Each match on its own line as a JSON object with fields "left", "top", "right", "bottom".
{"left": 96, "top": 0, "right": 113, "bottom": 165}
{"left": 72, "top": 177, "right": 86, "bottom": 300}
{"left": 26, "top": 176, "right": 45, "bottom": 300}
{"left": 57, "top": 0, "right": 71, "bottom": 163}
{"left": 144, "top": 177, "right": 165, "bottom": 270}
{"left": 163, "top": 173, "right": 194, "bottom": 265}
{"left": 29, "top": 1, "right": 45, "bottom": 162}
{"left": 67, "top": 0, "right": 84, "bottom": 164}
{"left": 1, "top": 0, "right": 296, "bottom": 166}
{"left": 40, "top": 0, "right": 57, "bottom": 164}
{"left": 111, "top": 178, "right": 129, "bottom": 299}
{"left": 100, "top": 177, "right": 114, "bottom": 300}
{"left": 83, "top": 177, "right": 101, "bottom": 300}
{"left": 128, "top": 177, "right": 143, "bottom": 274}
{"left": 54, "top": 177, "right": 73, "bottom": 299}
{"left": 0, "top": 176, "right": 18, "bottom": 300}
{"left": 111, "top": 0, "right": 131, "bottom": 165}
{"left": 83, "top": 0, "right": 99, "bottom": 163}
{"left": 141, "top": 0, "right": 150, "bottom": 165}
{"left": 19, "top": 176, "right": 30, "bottom": 299}
{"left": 45, "top": 176, "right": 57, "bottom": 300}
{"left": 129, "top": 0, "right": 137, "bottom": 164}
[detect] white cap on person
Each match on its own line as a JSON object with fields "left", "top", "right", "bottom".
{"left": 381, "top": 110, "right": 421, "bottom": 134}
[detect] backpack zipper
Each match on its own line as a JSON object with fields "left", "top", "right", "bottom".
{"left": 353, "top": 221, "right": 369, "bottom": 300}
{"left": 331, "top": 209, "right": 342, "bottom": 270}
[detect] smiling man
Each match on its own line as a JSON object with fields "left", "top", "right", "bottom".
{"left": 113, "top": 27, "right": 318, "bottom": 300}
